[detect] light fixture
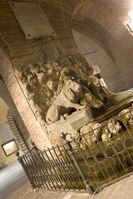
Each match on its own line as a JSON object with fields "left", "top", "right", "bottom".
{"left": 127, "top": 20, "right": 133, "bottom": 32}
{"left": 127, "top": 9, "right": 133, "bottom": 33}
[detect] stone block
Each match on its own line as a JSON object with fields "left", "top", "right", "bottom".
{"left": 48, "top": 108, "right": 94, "bottom": 134}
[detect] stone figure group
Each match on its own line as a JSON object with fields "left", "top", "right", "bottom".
{"left": 46, "top": 67, "right": 111, "bottom": 124}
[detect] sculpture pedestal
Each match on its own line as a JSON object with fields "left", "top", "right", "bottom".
{"left": 96, "top": 97, "right": 133, "bottom": 122}
{"left": 48, "top": 108, "right": 93, "bottom": 134}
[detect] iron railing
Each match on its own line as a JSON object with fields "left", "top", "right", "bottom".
{"left": 17, "top": 143, "right": 88, "bottom": 192}
{"left": 17, "top": 107, "right": 133, "bottom": 194}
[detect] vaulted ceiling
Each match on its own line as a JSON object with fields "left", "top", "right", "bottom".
{"left": 0, "top": 0, "right": 133, "bottom": 149}
{"left": 0, "top": 0, "right": 133, "bottom": 90}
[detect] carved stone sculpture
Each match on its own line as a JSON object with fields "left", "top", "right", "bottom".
{"left": 15, "top": 53, "right": 133, "bottom": 129}
{"left": 16, "top": 54, "right": 94, "bottom": 122}
{"left": 46, "top": 66, "right": 108, "bottom": 124}
{"left": 46, "top": 80, "right": 84, "bottom": 124}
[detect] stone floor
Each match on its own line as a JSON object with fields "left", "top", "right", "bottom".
{"left": 0, "top": 161, "right": 133, "bottom": 199}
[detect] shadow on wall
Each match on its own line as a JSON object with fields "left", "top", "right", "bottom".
{"left": 72, "top": 30, "right": 118, "bottom": 92}
{"left": 72, "top": 0, "right": 133, "bottom": 91}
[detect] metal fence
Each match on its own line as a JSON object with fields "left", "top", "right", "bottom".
{"left": 17, "top": 143, "right": 88, "bottom": 192}
{"left": 17, "top": 108, "right": 133, "bottom": 194}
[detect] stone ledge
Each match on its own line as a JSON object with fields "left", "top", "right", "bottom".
{"left": 48, "top": 108, "right": 94, "bottom": 134}
{"left": 96, "top": 97, "right": 133, "bottom": 123}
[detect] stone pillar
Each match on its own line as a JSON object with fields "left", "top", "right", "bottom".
{"left": 0, "top": 48, "right": 51, "bottom": 150}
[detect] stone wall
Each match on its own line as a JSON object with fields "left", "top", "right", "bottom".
{"left": 15, "top": 54, "right": 93, "bottom": 123}
{"left": 72, "top": 30, "right": 120, "bottom": 92}
{"left": 72, "top": 0, "right": 133, "bottom": 91}
{"left": 0, "top": 49, "right": 51, "bottom": 150}
{"left": 0, "top": 0, "right": 133, "bottom": 92}
{"left": 0, "top": 0, "right": 133, "bottom": 150}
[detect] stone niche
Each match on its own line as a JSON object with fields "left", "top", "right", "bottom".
{"left": 15, "top": 54, "right": 94, "bottom": 123}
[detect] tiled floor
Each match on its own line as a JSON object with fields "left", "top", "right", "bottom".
{"left": 1, "top": 161, "right": 133, "bottom": 199}
{"left": 93, "top": 174, "right": 133, "bottom": 199}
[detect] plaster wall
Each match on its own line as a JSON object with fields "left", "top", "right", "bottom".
{"left": 0, "top": 98, "right": 22, "bottom": 167}
{"left": 0, "top": 0, "right": 133, "bottom": 151}
{"left": 73, "top": 30, "right": 120, "bottom": 92}
{"left": 72, "top": 1, "right": 133, "bottom": 91}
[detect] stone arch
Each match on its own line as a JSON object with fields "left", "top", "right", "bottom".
{"left": 72, "top": 0, "right": 133, "bottom": 91}
{"left": 0, "top": 81, "right": 29, "bottom": 151}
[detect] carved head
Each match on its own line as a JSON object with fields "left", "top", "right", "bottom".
{"left": 65, "top": 80, "right": 82, "bottom": 97}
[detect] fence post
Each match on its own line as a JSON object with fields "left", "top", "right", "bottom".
{"left": 60, "top": 133, "right": 94, "bottom": 195}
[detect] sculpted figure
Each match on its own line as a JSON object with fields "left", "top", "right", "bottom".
{"left": 46, "top": 64, "right": 133, "bottom": 124}
{"left": 46, "top": 67, "right": 105, "bottom": 124}
{"left": 46, "top": 80, "right": 84, "bottom": 124}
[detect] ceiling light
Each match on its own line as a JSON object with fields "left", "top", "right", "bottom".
{"left": 127, "top": 20, "right": 133, "bottom": 32}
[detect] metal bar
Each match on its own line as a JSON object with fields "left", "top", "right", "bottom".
{"left": 53, "top": 146, "right": 74, "bottom": 190}
{"left": 32, "top": 150, "right": 49, "bottom": 190}
{"left": 16, "top": 152, "right": 36, "bottom": 189}
{"left": 78, "top": 131, "right": 108, "bottom": 186}
{"left": 57, "top": 145, "right": 83, "bottom": 191}
{"left": 28, "top": 152, "right": 43, "bottom": 189}
{"left": 26, "top": 152, "right": 41, "bottom": 189}
{"left": 43, "top": 149, "right": 61, "bottom": 190}
{"left": 79, "top": 132, "right": 107, "bottom": 180}
{"left": 61, "top": 133, "right": 94, "bottom": 195}
{"left": 17, "top": 110, "right": 133, "bottom": 193}
{"left": 48, "top": 147, "right": 66, "bottom": 190}
{"left": 61, "top": 146, "right": 86, "bottom": 190}
{"left": 41, "top": 151, "right": 58, "bottom": 190}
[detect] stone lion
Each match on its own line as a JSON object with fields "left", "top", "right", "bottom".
{"left": 46, "top": 80, "right": 84, "bottom": 124}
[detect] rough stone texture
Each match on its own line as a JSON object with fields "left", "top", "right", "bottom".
{"left": 0, "top": 0, "right": 133, "bottom": 91}
{"left": 1, "top": 0, "right": 133, "bottom": 149}
{"left": 15, "top": 54, "right": 94, "bottom": 123}
{"left": 48, "top": 104, "right": 133, "bottom": 147}
{"left": 0, "top": 49, "right": 51, "bottom": 150}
